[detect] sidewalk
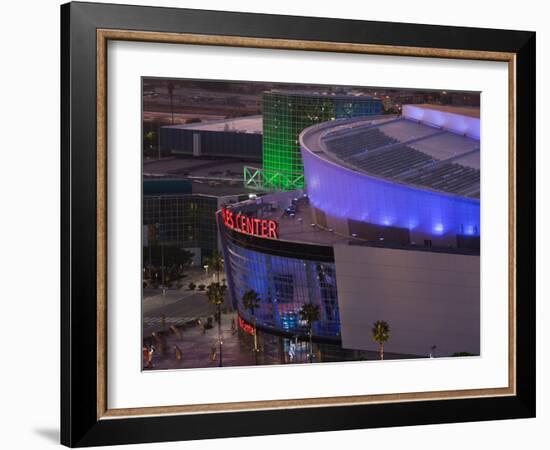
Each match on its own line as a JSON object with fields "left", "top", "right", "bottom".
{"left": 143, "top": 311, "right": 259, "bottom": 370}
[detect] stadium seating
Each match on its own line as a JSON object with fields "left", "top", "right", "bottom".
{"left": 324, "top": 128, "right": 399, "bottom": 160}
{"left": 322, "top": 123, "right": 480, "bottom": 198}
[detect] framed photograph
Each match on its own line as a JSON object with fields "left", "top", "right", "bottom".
{"left": 61, "top": 1, "right": 536, "bottom": 447}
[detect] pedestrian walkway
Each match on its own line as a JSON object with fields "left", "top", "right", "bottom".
{"left": 143, "top": 316, "right": 196, "bottom": 325}
{"left": 143, "top": 312, "right": 259, "bottom": 370}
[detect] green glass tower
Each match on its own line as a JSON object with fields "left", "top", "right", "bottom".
{"left": 261, "top": 91, "right": 383, "bottom": 190}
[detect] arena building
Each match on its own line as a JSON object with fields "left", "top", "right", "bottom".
{"left": 219, "top": 104, "right": 481, "bottom": 363}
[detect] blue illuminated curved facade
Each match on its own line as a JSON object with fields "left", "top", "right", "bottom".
{"left": 221, "top": 233, "right": 340, "bottom": 340}
{"left": 300, "top": 128, "right": 480, "bottom": 246}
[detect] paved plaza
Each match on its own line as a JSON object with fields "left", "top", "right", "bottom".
{"left": 143, "top": 311, "right": 264, "bottom": 370}
{"left": 143, "top": 281, "right": 275, "bottom": 369}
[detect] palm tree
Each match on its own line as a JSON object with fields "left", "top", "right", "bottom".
{"left": 206, "top": 251, "right": 224, "bottom": 283}
{"left": 241, "top": 290, "right": 261, "bottom": 364}
{"left": 372, "top": 320, "right": 390, "bottom": 360}
{"left": 299, "top": 302, "right": 320, "bottom": 363}
{"left": 206, "top": 282, "right": 227, "bottom": 367}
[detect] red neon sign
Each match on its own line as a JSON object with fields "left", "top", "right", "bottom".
{"left": 221, "top": 207, "right": 278, "bottom": 239}
{"left": 238, "top": 315, "right": 256, "bottom": 336}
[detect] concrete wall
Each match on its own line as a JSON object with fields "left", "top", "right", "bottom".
{"left": 333, "top": 244, "right": 480, "bottom": 357}
{"left": 317, "top": 206, "right": 466, "bottom": 248}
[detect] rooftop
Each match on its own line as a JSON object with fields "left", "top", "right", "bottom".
{"left": 161, "top": 115, "right": 262, "bottom": 134}
{"left": 143, "top": 157, "right": 258, "bottom": 197}
{"left": 265, "top": 90, "right": 379, "bottom": 101}
{"left": 301, "top": 114, "right": 480, "bottom": 198}
{"left": 231, "top": 194, "right": 359, "bottom": 246}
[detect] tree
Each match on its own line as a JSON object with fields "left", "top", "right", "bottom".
{"left": 206, "top": 282, "right": 227, "bottom": 367}
{"left": 142, "top": 246, "right": 194, "bottom": 271}
{"left": 372, "top": 320, "right": 390, "bottom": 360}
{"left": 299, "top": 302, "right": 320, "bottom": 363}
{"left": 143, "top": 130, "right": 156, "bottom": 147}
{"left": 205, "top": 251, "right": 224, "bottom": 283}
{"left": 242, "top": 290, "right": 261, "bottom": 365}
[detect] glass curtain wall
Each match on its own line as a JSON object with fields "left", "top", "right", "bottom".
{"left": 262, "top": 91, "right": 383, "bottom": 190}
{"left": 225, "top": 241, "right": 340, "bottom": 339}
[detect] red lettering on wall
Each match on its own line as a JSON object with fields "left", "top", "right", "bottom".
{"left": 268, "top": 220, "right": 278, "bottom": 239}
{"left": 221, "top": 207, "right": 279, "bottom": 240}
{"left": 238, "top": 315, "right": 255, "bottom": 335}
{"left": 245, "top": 215, "right": 253, "bottom": 235}
{"left": 222, "top": 208, "right": 234, "bottom": 229}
